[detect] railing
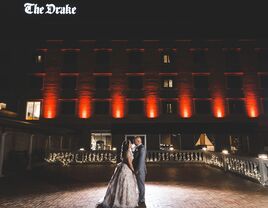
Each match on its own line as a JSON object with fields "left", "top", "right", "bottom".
{"left": 146, "top": 150, "right": 268, "bottom": 186}
{"left": 146, "top": 150, "right": 204, "bottom": 163}
{"left": 45, "top": 150, "right": 268, "bottom": 186}
{"left": 45, "top": 150, "right": 117, "bottom": 166}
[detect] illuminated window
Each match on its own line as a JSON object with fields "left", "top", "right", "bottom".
{"left": 162, "top": 101, "right": 177, "bottom": 114}
{"left": 163, "top": 79, "right": 174, "bottom": 88}
{"left": 91, "top": 131, "right": 112, "bottom": 150}
{"left": 0, "top": 103, "right": 6, "bottom": 110}
{"left": 36, "top": 55, "right": 42, "bottom": 64}
{"left": 26, "top": 101, "right": 41, "bottom": 120}
{"left": 163, "top": 54, "right": 171, "bottom": 64}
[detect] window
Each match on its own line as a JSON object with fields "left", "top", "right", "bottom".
{"left": 193, "top": 75, "right": 209, "bottom": 89}
{"left": 60, "top": 101, "right": 76, "bottom": 115}
{"left": 33, "top": 52, "right": 45, "bottom": 72}
{"left": 262, "top": 99, "right": 268, "bottom": 114}
{"left": 26, "top": 101, "right": 41, "bottom": 120}
{"left": 162, "top": 101, "right": 177, "bottom": 114}
{"left": 162, "top": 78, "right": 174, "bottom": 88}
{"left": 163, "top": 54, "right": 171, "bottom": 64}
{"left": 96, "top": 50, "right": 110, "bottom": 66}
{"left": 193, "top": 50, "right": 207, "bottom": 71}
{"left": 128, "top": 101, "right": 144, "bottom": 114}
{"left": 95, "top": 76, "right": 110, "bottom": 89}
{"left": 61, "top": 76, "right": 77, "bottom": 89}
{"left": 95, "top": 101, "right": 110, "bottom": 115}
{"left": 159, "top": 134, "right": 178, "bottom": 150}
{"left": 225, "top": 50, "right": 240, "bottom": 71}
{"left": 128, "top": 51, "right": 142, "bottom": 66}
{"left": 259, "top": 75, "right": 268, "bottom": 88}
{"left": 63, "top": 51, "right": 77, "bottom": 72}
{"left": 228, "top": 100, "right": 245, "bottom": 114}
{"left": 257, "top": 49, "right": 268, "bottom": 72}
{"left": 128, "top": 76, "right": 143, "bottom": 89}
{"left": 29, "top": 76, "right": 43, "bottom": 89}
{"left": 195, "top": 100, "right": 211, "bottom": 114}
{"left": 91, "top": 132, "right": 112, "bottom": 150}
{"left": 0, "top": 103, "right": 6, "bottom": 110}
{"left": 36, "top": 55, "right": 43, "bottom": 64}
{"left": 226, "top": 75, "right": 243, "bottom": 89}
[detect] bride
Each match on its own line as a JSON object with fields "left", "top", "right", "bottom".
{"left": 96, "top": 139, "right": 139, "bottom": 208}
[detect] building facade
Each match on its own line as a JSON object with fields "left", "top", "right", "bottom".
{"left": 18, "top": 39, "right": 268, "bottom": 155}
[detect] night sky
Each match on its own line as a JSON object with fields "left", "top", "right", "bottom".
{"left": 2, "top": 1, "right": 268, "bottom": 39}
{"left": 1, "top": 1, "right": 268, "bottom": 111}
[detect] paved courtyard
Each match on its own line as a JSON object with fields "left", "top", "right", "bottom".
{"left": 0, "top": 164, "right": 268, "bottom": 208}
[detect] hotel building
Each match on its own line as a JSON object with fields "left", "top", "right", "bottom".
{"left": 10, "top": 39, "right": 268, "bottom": 154}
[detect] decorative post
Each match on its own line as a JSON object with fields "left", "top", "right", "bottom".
{"left": 258, "top": 158, "right": 268, "bottom": 186}
{"left": 48, "top": 135, "right": 52, "bottom": 152}
{"left": 0, "top": 132, "right": 8, "bottom": 177}
{"left": 27, "top": 134, "right": 34, "bottom": 170}
{"left": 60, "top": 136, "right": 63, "bottom": 151}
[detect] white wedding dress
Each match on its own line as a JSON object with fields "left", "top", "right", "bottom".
{"left": 96, "top": 149, "right": 139, "bottom": 208}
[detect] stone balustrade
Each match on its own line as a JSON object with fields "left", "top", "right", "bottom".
{"left": 45, "top": 149, "right": 268, "bottom": 186}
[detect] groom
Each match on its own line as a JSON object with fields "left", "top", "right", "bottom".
{"left": 133, "top": 136, "right": 147, "bottom": 207}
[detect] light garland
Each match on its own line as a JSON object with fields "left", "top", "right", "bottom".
{"left": 45, "top": 151, "right": 117, "bottom": 166}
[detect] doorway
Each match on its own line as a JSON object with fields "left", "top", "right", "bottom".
{"left": 124, "top": 134, "right": 147, "bottom": 149}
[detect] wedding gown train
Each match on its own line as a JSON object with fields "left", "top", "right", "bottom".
{"left": 96, "top": 150, "right": 139, "bottom": 208}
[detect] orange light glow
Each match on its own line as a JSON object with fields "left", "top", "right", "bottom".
{"left": 213, "top": 97, "right": 225, "bottom": 118}
{"left": 245, "top": 95, "right": 259, "bottom": 118}
{"left": 78, "top": 96, "right": 91, "bottom": 118}
{"left": 43, "top": 93, "right": 58, "bottom": 119}
{"left": 112, "top": 94, "right": 125, "bottom": 118}
{"left": 179, "top": 97, "right": 192, "bottom": 118}
{"left": 146, "top": 95, "right": 158, "bottom": 118}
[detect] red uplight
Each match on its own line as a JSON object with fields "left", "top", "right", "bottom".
{"left": 179, "top": 97, "right": 192, "bottom": 118}
{"left": 43, "top": 94, "right": 58, "bottom": 119}
{"left": 245, "top": 92, "right": 259, "bottom": 118}
{"left": 213, "top": 97, "right": 225, "bottom": 118}
{"left": 245, "top": 97, "right": 259, "bottom": 118}
{"left": 112, "top": 94, "right": 125, "bottom": 118}
{"left": 78, "top": 96, "right": 91, "bottom": 119}
{"left": 146, "top": 96, "right": 158, "bottom": 118}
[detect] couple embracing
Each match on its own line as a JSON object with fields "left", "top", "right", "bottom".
{"left": 96, "top": 136, "right": 147, "bottom": 208}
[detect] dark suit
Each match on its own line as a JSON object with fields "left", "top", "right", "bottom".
{"left": 133, "top": 144, "right": 147, "bottom": 203}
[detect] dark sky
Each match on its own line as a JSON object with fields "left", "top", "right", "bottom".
{"left": 2, "top": 1, "right": 268, "bottom": 40}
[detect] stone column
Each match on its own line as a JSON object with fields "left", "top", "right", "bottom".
{"left": 241, "top": 47, "right": 260, "bottom": 118}
{"left": 0, "top": 132, "right": 8, "bottom": 177}
{"left": 47, "top": 135, "right": 52, "bottom": 152}
{"left": 176, "top": 47, "right": 194, "bottom": 118}
{"left": 27, "top": 134, "right": 34, "bottom": 170}
{"left": 60, "top": 136, "right": 63, "bottom": 151}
